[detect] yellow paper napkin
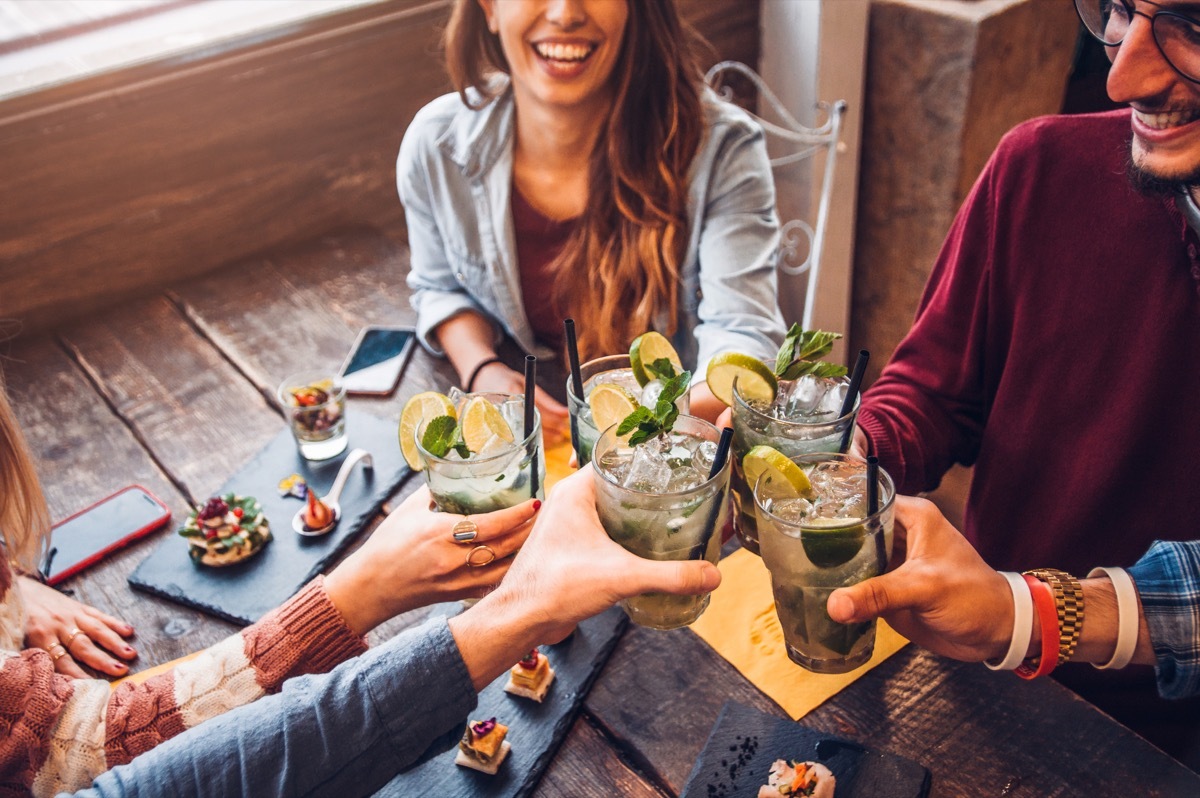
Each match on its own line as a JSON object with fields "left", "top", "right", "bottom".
{"left": 690, "top": 548, "right": 908, "bottom": 719}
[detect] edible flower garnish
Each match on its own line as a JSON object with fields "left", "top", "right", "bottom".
{"left": 470, "top": 718, "right": 497, "bottom": 737}
{"left": 278, "top": 473, "right": 309, "bottom": 500}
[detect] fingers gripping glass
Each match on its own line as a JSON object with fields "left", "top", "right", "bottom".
{"left": 1075, "top": 0, "right": 1200, "bottom": 82}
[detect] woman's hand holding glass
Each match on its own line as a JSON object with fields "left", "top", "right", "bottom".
{"left": 323, "top": 486, "right": 539, "bottom": 636}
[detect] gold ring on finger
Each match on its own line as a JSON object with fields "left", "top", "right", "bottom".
{"left": 46, "top": 643, "right": 68, "bottom": 662}
{"left": 64, "top": 628, "right": 86, "bottom": 649}
{"left": 466, "top": 544, "right": 497, "bottom": 567}
{"left": 452, "top": 517, "right": 479, "bottom": 544}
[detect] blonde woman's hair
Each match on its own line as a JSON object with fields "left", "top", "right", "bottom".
{"left": 444, "top": 0, "right": 707, "bottom": 360}
{"left": 0, "top": 372, "right": 51, "bottom": 575}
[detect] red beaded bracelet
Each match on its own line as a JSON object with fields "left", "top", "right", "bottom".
{"left": 1016, "top": 574, "right": 1059, "bottom": 680}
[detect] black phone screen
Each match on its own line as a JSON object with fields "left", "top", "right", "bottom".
{"left": 340, "top": 327, "right": 415, "bottom": 395}
{"left": 44, "top": 486, "right": 171, "bottom": 583}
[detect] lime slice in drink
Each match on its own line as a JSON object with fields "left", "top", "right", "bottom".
{"left": 629, "top": 331, "right": 683, "bottom": 387}
{"left": 587, "top": 382, "right": 639, "bottom": 434}
{"left": 802, "top": 517, "right": 867, "bottom": 569}
{"left": 742, "top": 445, "right": 813, "bottom": 500}
{"left": 705, "top": 352, "right": 777, "bottom": 407}
{"left": 399, "top": 392, "right": 457, "bottom": 470}
{"left": 460, "top": 395, "right": 515, "bottom": 453}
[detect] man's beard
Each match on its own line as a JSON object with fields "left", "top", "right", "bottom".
{"left": 1126, "top": 152, "right": 1200, "bottom": 197}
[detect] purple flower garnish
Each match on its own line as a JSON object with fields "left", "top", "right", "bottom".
{"left": 470, "top": 718, "right": 497, "bottom": 737}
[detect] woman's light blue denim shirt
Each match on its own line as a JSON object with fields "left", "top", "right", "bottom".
{"left": 397, "top": 81, "right": 785, "bottom": 381}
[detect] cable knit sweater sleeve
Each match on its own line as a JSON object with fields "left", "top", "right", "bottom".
{"left": 0, "top": 573, "right": 366, "bottom": 797}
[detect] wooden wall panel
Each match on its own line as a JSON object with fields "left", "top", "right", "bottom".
{"left": 0, "top": 0, "right": 758, "bottom": 332}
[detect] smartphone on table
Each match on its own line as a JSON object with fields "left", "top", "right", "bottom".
{"left": 339, "top": 326, "right": 416, "bottom": 397}
{"left": 42, "top": 485, "right": 172, "bottom": 585}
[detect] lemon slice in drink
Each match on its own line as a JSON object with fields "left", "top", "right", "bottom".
{"left": 629, "top": 331, "right": 684, "bottom": 387}
{"left": 706, "top": 352, "right": 778, "bottom": 407}
{"left": 588, "top": 383, "right": 639, "bottom": 435}
{"left": 399, "top": 392, "right": 457, "bottom": 470}
{"left": 460, "top": 395, "right": 515, "bottom": 453}
{"left": 742, "top": 445, "right": 813, "bottom": 500}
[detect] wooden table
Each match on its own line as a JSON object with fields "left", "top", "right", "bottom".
{"left": 7, "top": 229, "right": 1198, "bottom": 797}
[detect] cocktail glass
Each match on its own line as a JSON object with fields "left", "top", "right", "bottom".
{"left": 413, "top": 392, "right": 546, "bottom": 514}
{"left": 566, "top": 354, "right": 689, "bottom": 465}
{"left": 591, "top": 415, "right": 730, "bottom": 630}
{"left": 277, "top": 372, "right": 348, "bottom": 461}
{"left": 754, "top": 452, "right": 894, "bottom": 673}
{"left": 731, "top": 375, "right": 859, "bottom": 554}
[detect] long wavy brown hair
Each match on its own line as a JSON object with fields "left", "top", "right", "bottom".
{"left": 0, "top": 371, "right": 51, "bottom": 575}
{"left": 444, "top": 0, "right": 706, "bottom": 360}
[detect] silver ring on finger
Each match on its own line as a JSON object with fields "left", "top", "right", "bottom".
{"left": 452, "top": 517, "right": 479, "bottom": 544}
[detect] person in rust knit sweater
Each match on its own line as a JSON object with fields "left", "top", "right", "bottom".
{"left": 851, "top": 0, "right": 1200, "bottom": 767}
{"left": 0, "top": 374, "right": 537, "bottom": 796}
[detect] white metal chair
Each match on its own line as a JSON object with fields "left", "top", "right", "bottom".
{"left": 705, "top": 61, "right": 847, "bottom": 330}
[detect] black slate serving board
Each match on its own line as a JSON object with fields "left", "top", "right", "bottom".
{"left": 377, "top": 606, "right": 628, "bottom": 797}
{"left": 682, "top": 702, "right": 930, "bottom": 798}
{"left": 129, "top": 413, "right": 410, "bottom": 625}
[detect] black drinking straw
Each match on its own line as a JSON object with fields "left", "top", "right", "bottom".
{"left": 867, "top": 455, "right": 886, "bottom": 570}
{"left": 691, "top": 427, "right": 735, "bottom": 560}
{"left": 838, "top": 349, "right": 870, "bottom": 453}
{"left": 564, "top": 319, "right": 584, "bottom": 464}
{"left": 524, "top": 355, "right": 540, "bottom": 498}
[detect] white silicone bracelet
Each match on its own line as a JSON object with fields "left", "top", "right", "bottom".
{"left": 985, "top": 571, "right": 1034, "bottom": 671}
{"left": 1087, "top": 567, "right": 1138, "bottom": 670}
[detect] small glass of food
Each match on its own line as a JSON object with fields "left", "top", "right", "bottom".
{"left": 277, "top": 372, "right": 348, "bottom": 460}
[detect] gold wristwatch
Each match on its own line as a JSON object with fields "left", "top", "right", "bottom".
{"left": 1024, "top": 568, "right": 1085, "bottom": 665}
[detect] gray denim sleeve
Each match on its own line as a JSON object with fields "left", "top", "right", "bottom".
{"left": 68, "top": 617, "right": 476, "bottom": 798}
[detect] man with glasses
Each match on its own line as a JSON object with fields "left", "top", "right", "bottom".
{"left": 851, "top": 0, "right": 1200, "bottom": 767}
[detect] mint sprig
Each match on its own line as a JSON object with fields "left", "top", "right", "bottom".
{"left": 645, "top": 357, "right": 678, "bottom": 381}
{"left": 421, "top": 415, "right": 471, "bottom": 459}
{"left": 616, "top": 371, "right": 691, "bottom": 446}
{"left": 774, "top": 325, "right": 848, "bottom": 381}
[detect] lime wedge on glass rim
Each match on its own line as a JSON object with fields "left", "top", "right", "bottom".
{"left": 587, "top": 383, "right": 639, "bottom": 434}
{"left": 399, "top": 391, "right": 457, "bottom": 471}
{"left": 629, "top": 331, "right": 684, "bottom": 387}
{"left": 742, "top": 445, "right": 813, "bottom": 500}
{"left": 459, "top": 395, "right": 515, "bottom": 452}
{"left": 705, "top": 352, "right": 777, "bottom": 407}
{"left": 743, "top": 445, "right": 864, "bottom": 568}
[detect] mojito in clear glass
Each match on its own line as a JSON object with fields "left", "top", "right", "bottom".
{"left": 591, "top": 415, "right": 730, "bottom": 630}
{"left": 731, "top": 375, "right": 858, "bottom": 554}
{"left": 755, "top": 453, "right": 894, "bottom": 673}
{"left": 566, "top": 354, "right": 689, "bottom": 465}
{"left": 414, "top": 392, "right": 546, "bottom": 514}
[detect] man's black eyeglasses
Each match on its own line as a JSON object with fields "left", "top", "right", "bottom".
{"left": 1075, "top": 0, "right": 1200, "bottom": 83}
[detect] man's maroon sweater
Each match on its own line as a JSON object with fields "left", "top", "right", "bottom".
{"left": 859, "top": 109, "right": 1200, "bottom": 577}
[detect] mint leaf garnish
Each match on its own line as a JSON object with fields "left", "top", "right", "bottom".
{"left": 646, "top": 357, "right": 678, "bottom": 381}
{"left": 617, "top": 370, "right": 692, "bottom": 446}
{"left": 774, "top": 324, "right": 848, "bottom": 380}
{"left": 421, "top": 415, "right": 459, "bottom": 458}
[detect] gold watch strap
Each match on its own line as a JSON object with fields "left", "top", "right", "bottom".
{"left": 1024, "top": 568, "right": 1085, "bottom": 664}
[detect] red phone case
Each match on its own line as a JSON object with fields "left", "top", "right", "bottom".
{"left": 47, "top": 485, "right": 171, "bottom": 585}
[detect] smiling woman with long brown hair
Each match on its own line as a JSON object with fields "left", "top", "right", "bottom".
{"left": 400, "top": 0, "right": 785, "bottom": 426}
